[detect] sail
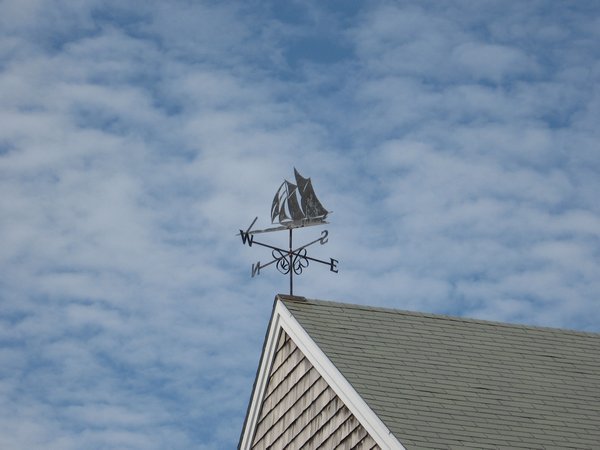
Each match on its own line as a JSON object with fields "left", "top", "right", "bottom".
{"left": 271, "top": 169, "right": 329, "bottom": 225}
{"left": 271, "top": 181, "right": 288, "bottom": 223}
{"left": 285, "top": 181, "right": 305, "bottom": 221}
{"left": 271, "top": 180, "right": 305, "bottom": 224}
{"left": 271, "top": 183, "right": 282, "bottom": 222}
{"left": 294, "top": 168, "right": 328, "bottom": 220}
{"left": 278, "top": 203, "right": 289, "bottom": 223}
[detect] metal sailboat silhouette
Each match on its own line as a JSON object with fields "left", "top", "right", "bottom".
{"left": 238, "top": 168, "right": 337, "bottom": 295}
{"left": 271, "top": 168, "right": 329, "bottom": 226}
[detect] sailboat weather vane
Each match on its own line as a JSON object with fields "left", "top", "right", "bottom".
{"left": 238, "top": 168, "right": 338, "bottom": 295}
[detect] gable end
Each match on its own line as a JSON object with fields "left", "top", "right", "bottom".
{"left": 239, "top": 297, "right": 405, "bottom": 450}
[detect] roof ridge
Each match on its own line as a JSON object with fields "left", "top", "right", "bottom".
{"left": 276, "top": 294, "right": 600, "bottom": 337}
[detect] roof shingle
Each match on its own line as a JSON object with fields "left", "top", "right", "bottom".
{"left": 280, "top": 295, "right": 600, "bottom": 450}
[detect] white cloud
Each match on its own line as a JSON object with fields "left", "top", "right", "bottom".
{"left": 452, "top": 42, "right": 536, "bottom": 82}
{"left": 1, "top": 1, "right": 599, "bottom": 448}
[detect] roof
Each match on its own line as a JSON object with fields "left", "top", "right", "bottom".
{"left": 279, "top": 295, "right": 600, "bottom": 450}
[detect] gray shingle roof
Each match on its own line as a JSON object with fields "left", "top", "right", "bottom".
{"left": 279, "top": 295, "right": 600, "bottom": 450}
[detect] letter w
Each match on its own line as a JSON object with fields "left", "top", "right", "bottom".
{"left": 240, "top": 230, "right": 254, "bottom": 247}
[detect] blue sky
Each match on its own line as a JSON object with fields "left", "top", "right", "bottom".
{"left": 1, "top": 0, "right": 599, "bottom": 448}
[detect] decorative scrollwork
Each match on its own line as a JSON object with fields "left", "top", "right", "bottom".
{"left": 292, "top": 248, "right": 309, "bottom": 275}
{"left": 273, "top": 249, "right": 290, "bottom": 275}
{"left": 272, "top": 248, "right": 310, "bottom": 275}
{"left": 241, "top": 221, "right": 337, "bottom": 296}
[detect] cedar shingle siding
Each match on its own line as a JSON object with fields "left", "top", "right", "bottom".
{"left": 251, "top": 330, "right": 379, "bottom": 450}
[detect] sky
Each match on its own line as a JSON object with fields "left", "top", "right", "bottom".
{"left": 1, "top": 0, "right": 599, "bottom": 448}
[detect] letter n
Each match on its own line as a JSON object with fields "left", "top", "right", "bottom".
{"left": 251, "top": 262, "right": 261, "bottom": 277}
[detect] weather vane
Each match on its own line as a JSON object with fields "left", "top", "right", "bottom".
{"left": 238, "top": 168, "right": 338, "bottom": 295}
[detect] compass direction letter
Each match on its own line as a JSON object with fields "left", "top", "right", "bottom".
{"left": 237, "top": 170, "right": 337, "bottom": 295}
{"left": 240, "top": 230, "right": 254, "bottom": 247}
{"left": 319, "top": 230, "right": 328, "bottom": 245}
{"left": 329, "top": 258, "right": 338, "bottom": 273}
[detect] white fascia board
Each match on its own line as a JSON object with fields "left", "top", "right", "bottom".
{"left": 239, "top": 299, "right": 406, "bottom": 450}
{"left": 239, "top": 304, "right": 282, "bottom": 450}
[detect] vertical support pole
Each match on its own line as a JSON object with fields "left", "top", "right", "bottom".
{"left": 289, "top": 228, "right": 293, "bottom": 295}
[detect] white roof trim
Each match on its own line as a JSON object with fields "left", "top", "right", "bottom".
{"left": 239, "top": 298, "right": 406, "bottom": 450}
{"left": 239, "top": 303, "right": 283, "bottom": 450}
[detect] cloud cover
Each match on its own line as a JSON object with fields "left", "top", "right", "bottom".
{"left": 0, "top": 0, "right": 599, "bottom": 448}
